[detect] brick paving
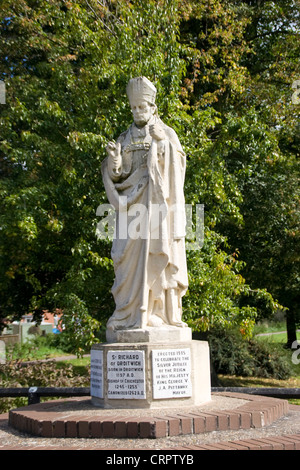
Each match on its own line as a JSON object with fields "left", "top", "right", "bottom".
{"left": 7, "top": 392, "right": 289, "bottom": 438}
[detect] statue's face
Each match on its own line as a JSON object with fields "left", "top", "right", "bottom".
{"left": 130, "top": 99, "right": 155, "bottom": 127}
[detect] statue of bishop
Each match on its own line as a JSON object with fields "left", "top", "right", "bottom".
{"left": 102, "top": 76, "right": 188, "bottom": 334}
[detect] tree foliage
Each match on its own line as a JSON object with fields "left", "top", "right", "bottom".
{"left": 0, "top": 0, "right": 299, "bottom": 352}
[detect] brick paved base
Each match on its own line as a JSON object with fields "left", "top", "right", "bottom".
{"left": 8, "top": 392, "right": 289, "bottom": 439}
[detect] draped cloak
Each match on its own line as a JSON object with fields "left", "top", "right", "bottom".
{"left": 101, "top": 115, "right": 188, "bottom": 331}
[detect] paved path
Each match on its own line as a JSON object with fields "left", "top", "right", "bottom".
{"left": 256, "top": 330, "right": 300, "bottom": 337}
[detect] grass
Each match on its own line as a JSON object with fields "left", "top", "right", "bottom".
{"left": 7, "top": 341, "right": 68, "bottom": 361}
{"left": 218, "top": 375, "right": 300, "bottom": 406}
{"left": 253, "top": 321, "right": 287, "bottom": 335}
{"left": 218, "top": 374, "right": 300, "bottom": 389}
{"left": 258, "top": 333, "right": 300, "bottom": 344}
{"left": 55, "top": 355, "right": 90, "bottom": 376}
{"left": 58, "top": 356, "right": 90, "bottom": 367}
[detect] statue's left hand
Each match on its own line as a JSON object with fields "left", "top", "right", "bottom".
{"left": 149, "top": 123, "right": 166, "bottom": 141}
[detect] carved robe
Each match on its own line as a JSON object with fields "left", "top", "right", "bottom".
{"left": 101, "top": 115, "right": 188, "bottom": 331}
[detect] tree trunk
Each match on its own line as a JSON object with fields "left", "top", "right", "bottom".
{"left": 286, "top": 310, "right": 297, "bottom": 348}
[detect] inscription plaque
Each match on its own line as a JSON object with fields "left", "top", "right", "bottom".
{"left": 152, "top": 348, "right": 192, "bottom": 399}
{"left": 90, "top": 349, "right": 103, "bottom": 398}
{"left": 107, "top": 350, "right": 146, "bottom": 399}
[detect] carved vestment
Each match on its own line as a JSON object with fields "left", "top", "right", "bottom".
{"left": 102, "top": 115, "right": 188, "bottom": 331}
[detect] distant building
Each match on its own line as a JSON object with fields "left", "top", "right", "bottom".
{"left": 0, "top": 310, "right": 63, "bottom": 344}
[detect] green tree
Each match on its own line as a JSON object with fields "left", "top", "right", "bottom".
{"left": 216, "top": 0, "right": 300, "bottom": 346}
{"left": 0, "top": 0, "right": 118, "bottom": 350}
{"left": 0, "top": 0, "right": 190, "bottom": 352}
{"left": 178, "top": 0, "right": 300, "bottom": 345}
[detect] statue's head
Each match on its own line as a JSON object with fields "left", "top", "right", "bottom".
{"left": 126, "top": 77, "right": 157, "bottom": 127}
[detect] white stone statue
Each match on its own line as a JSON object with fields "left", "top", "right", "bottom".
{"left": 102, "top": 77, "right": 188, "bottom": 334}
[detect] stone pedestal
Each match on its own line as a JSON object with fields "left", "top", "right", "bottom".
{"left": 106, "top": 325, "right": 193, "bottom": 344}
{"left": 90, "top": 327, "right": 211, "bottom": 409}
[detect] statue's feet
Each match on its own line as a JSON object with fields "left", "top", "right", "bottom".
{"left": 148, "top": 315, "right": 164, "bottom": 327}
{"left": 169, "top": 320, "right": 188, "bottom": 328}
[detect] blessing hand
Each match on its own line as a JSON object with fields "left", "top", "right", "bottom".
{"left": 106, "top": 141, "right": 121, "bottom": 165}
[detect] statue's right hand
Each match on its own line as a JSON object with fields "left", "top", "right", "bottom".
{"left": 106, "top": 141, "right": 121, "bottom": 164}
